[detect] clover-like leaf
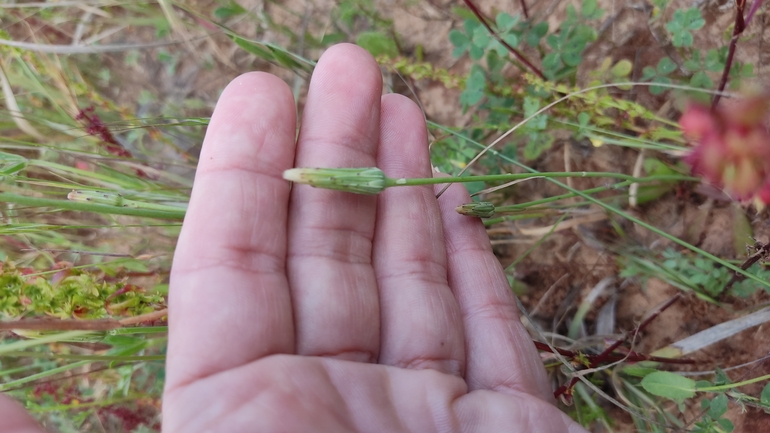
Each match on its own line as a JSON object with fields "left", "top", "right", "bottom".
{"left": 356, "top": 31, "right": 398, "bottom": 58}
{"left": 666, "top": 8, "right": 704, "bottom": 47}
{"left": 460, "top": 66, "right": 486, "bottom": 107}
{"left": 650, "top": 76, "right": 671, "bottom": 95}
{"left": 471, "top": 26, "right": 491, "bottom": 48}
{"left": 523, "top": 132, "right": 554, "bottom": 160}
{"left": 581, "top": 0, "right": 604, "bottom": 20}
{"left": 449, "top": 29, "right": 470, "bottom": 48}
{"left": 526, "top": 22, "right": 549, "bottom": 47}
{"left": 707, "top": 394, "right": 729, "bottom": 420}
{"left": 705, "top": 48, "right": 725, "bottom": 72}
{"left": 496, "top": 12, "right": 518, "bottom": 32}
{"left": 690, "top": 71, "right": 713, "bottom": 89}
{"left": 657, "top": 57, "right": 677, "bottom": 75}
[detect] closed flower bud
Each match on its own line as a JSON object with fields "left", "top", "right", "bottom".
{"left": 456, "top": 201, "right": 495, "bottom": 218}
{"left": 283, "top": 167, "right": 387, "bottom": 195}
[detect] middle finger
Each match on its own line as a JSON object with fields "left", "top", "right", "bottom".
{"left": 287, "top": 44, "right": 382, "bottom": 362}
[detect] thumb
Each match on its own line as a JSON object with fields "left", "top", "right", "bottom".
{"left": 0, "top": 394, "right": 47, "bottom": 433}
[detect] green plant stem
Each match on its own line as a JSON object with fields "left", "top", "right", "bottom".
{"left": 483, "top": 212, "right": 546, "bottom": 226}
{"left": 501, "top": 176, "right": 684, "bottom": 210}
{"left": 0, "top": 361, "right": 90, "bottom": 391}
{"left": 696, "top": 373, "right": 770, "bottom": 392}
{"left": 385, "top": 172, "right": 696, "bottom": 188}
{"left": 0, "top": 193, "right": 185, "bottom": 220}
{"left": 27, "top": 395, "right": 148, "bottom": 413}
{"left": 0, "top": 331, "right": 96, "bottom": 355}
{"left": 552, "top": 119, "right": 687, "bottom": 149}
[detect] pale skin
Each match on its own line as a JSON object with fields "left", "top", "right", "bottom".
{"left": 0, "top": 44, "right": 587, "bottom": 433}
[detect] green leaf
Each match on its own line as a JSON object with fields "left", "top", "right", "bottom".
{"left": 641, "top": 371, "right": 696, "bottom": 404}
{"left": 321, "top": 32, "right": 347, "bottom": 46}
{"left": 496, "top": 12, "right": 517, "bottom": 32}
{"left": 732, "top": 204, "right": 753, "bottom": 258}
{"left": 732, "top": 279, "right": 760, "bottom": 297}
{"left": 643, "top": 158, "right": 676, "bottom": 176}
{"left": 471, "top": 26, "right": 491, "bottom": 48}
{"left": 461, "top": 67, "right": 486, "bottom": 107}
{"left": 610, "top": 59, "right": 633, "bottom": 77}
{"left": 449, "top": 29, "right": 469, "bottom": 48}
{"left": 682, "top": 8, "right": 706, "bottom": 30}
{"left": 469, "top": 44, "right": 484, "bottom": 60}
{"left": 684, "top": 49, "right": 702, "bottom": 71}
{"left": 641, "top": 66, "right": 657, "bottom": 80}
{"left": 657, "top": 57, "right": 677, "bottom": 75}
{"left": 546, "top": 34, "right": 560, "bottom": 50}
{"left": 487, "top": 40, "right": 504, "bottom": 58}
{"left": 565, "top": 4, "right": 578, "bottom": 23}
{"left": 486, "top": 50, "right": 504, "bottom": 74}
{"left": 717, "top": 419, "right": 735, "bottom": 432}
{"left": 707, "top": 394, "right": 729, "bottom": 419}
{"left": 452, "top": 7, "right": 478, "bottom": 21}
{"left": 561, "top": 41, "right": 586, "bottom": 67}
{"left": 650, "top": 76, "right": 671, "bottom": 95}
{"left": 463, "top": 18, "right": 480, "bottom": 35}
{"left": 761, "top": 382, "right": 770, "bottom": 406}
{"left": 213, "top": 1, "right": 247, "bottom": 20}
{"left": 542, "top": 52, "right": 562, "bottom": 73}
{"left": 690, "top": 71, "right": 713, "bottom": 89}
{"left": 522, "top": 97, "right": 540, "bottom": 117}
{"left": 523, "top": 132, "right": 554, "bottom": 160}
{"left": 667, "top": 8, "right": 703, "bottom": 47}
{"left": 526, "top": 22, "right": 549, "bottom": 47}
{"left": 269, "top": 46, "right": 306, "bottom": 70}
{"left": 672, "top": 31, "right": 693, "bottom": 47}
{"left": 705, "top": 49, "right": 725, "bottom": 71}
{"left": 581, "top": 0, "right": 604, "bottom": 20}
{"left": 714, "top": 367, "right": 731, "bottom": 386}
{"left": 231, "top": 35, "right": 275, "bottom": 60}
{"left": 622, "top": 365, "right": 659, "bottom": 377}
{"left": 0, "top": 151, "right": 27, "bottom": 176}
{"left": 502, "top": 33, "right": 519, "bottom": 48}
{"left": 356, "top": 31, "right": 398, "bottom": 58}
{"left": 577, "top": 112, "right": 590, "bottom": 126}
{"left": 737, "top": 63, "right": 754, "bottom": 78}
{"left": 452, "top": 45, "right": 467, "bottom": 58}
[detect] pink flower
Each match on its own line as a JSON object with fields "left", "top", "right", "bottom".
{"left": 680, "top": 93, "right": 770, "bottom": 205}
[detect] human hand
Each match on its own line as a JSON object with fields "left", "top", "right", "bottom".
{"left": 0, "top": 44, "right": 587, "bottom": 433}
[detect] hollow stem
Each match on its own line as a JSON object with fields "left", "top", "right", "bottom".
{"left": 386, "top": 172, "right": 696, "bottom": 188}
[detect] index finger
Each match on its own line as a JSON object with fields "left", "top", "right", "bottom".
{"left": 164, "top": 72, "right": 297, "bottom": 393}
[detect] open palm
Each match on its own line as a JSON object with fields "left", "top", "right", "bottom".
{"left": 0, "top": 44, "right": 586, "bottom": 433}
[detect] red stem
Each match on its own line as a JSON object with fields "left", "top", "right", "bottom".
{"left": 712, "top": 0, "right": 748, "bottom": 108}
{"left": 519, "top": 0, "right": 530, "bottom": 19}
{"left": 462, "top": 0, "right": 546, "bottom": 80}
